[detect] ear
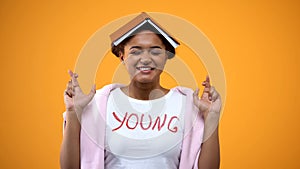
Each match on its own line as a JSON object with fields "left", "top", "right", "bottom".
{"left": 118, "top": 52, "right": 124, "bottom": 62}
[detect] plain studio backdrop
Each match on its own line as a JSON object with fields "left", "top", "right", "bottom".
{"left": 0, "top": 0, "right": 299, "bottom": 169}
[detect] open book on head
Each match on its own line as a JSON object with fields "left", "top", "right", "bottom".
{"left": 110, "top": 12, "right": 180, "bottom": 48}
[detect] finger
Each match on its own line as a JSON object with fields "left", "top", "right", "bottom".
{"left": 65, "top": 79, "right": 73, "bottom": 97}
{"left": 193, "top": 88, "right": 200, "bottom": 107}
{"left": 68, "top": 89, "right": 75, "bottom": 96}
{"left": 206, "top": 75, "right": 210, "bottom": 84}
{"left": 64, "top": 90, "right": 72, "bottom": 98}
{"left": 68, "top": 69, "right": 73, "bottom": 78}
{"left": 201, "top": 76, "right": 211, "bottom": 100}
{"left": 201, "top": 86, "right": 209, "bottom": 100}
{"left": 87, "top": 84, "right": 96, "bottom": 99}
{"left": 68, "top": 70, "right": 76, "bottom": 89}
{"left": 71, "top": 73, "right": 82, "bottom": 93}
{"left": 193, "top": 88, "right": 199, "bottom": 97}
{"left": 208, "top": 86, "right": 215, "bottom": 101}
{"left": 68, "top": 70, "right": 79, "bottom": 86}
{"left": 65, "top": 83, "right": 75, "bottom": 97}
{"left": 204, "top": 76, "right": 211, "bottom": 89}
{"left": 210, "top": 87, "right": 220, "bottom": 102}
{"left": 211, "top": 92, "right": 219, "bottom": 102}
{"left": 66, "top": 80, "right": 72, "bottom": 90}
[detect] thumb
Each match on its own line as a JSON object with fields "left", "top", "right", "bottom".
{"left": 87, "top": 84, "right": 96, "bottom": 100}
{"left": 193, "top": 88, "right": 200, "bottom": 107}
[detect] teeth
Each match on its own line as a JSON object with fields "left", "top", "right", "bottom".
{"left": 139, "top": 67, "right": 151, "bottom": 71}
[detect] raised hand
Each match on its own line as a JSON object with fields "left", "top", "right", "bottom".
{"left": 193, "top": 76, "right": 222, "bottom": 121}
{"left": 64, "top": 70, "right": 96, "bottom": 117}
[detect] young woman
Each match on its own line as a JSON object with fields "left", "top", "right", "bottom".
{"left": 60, "top": 16, "right": 221, "bottom": 169}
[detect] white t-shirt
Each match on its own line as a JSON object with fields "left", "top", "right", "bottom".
{"left": 105, "top": 88, "right": 186, "bottom": 169}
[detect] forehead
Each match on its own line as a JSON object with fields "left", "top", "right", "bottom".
{"left": 125, "top": 30, "right": 164, "bottom": 48}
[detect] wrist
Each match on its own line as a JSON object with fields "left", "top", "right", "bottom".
{"left": 203, "top": 111, "right": 219, "bottom": 122}
{"left": 66, "top": 106, "right": 75, "bottom": 112}
{"left": 202, "top": 111, "right": 220, "bottom": 142}
{"left": 66, "top": 106, "right": 83, "bottom": 123}
{"left": 66, "top": 109, "right": 81, "bottom": 122}
{"left": 64, "top": 109, "right": 81, "bottom": 134}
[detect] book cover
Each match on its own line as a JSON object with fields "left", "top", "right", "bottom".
{"left": 110, "top": 12, "right": 180, "bottom": 48}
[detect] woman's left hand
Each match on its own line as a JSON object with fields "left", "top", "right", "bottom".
{"left": 193, "top": 76, "right": 222, "bottom": 121}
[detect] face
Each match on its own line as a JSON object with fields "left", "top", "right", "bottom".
{"left": 120, "top": 30, "right": 168, "bottom": 84}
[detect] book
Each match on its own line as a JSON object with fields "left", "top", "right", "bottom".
{"left": 110, "top": 12, "right": 180, "bottom": 48}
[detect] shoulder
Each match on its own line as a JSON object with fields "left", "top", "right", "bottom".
{"left": 95, "top": 83, "right": 125, "bottom": 97}
{"left": 171, "top": 86, "right": 194, "bottom": 96}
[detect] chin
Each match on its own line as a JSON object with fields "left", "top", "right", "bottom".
{"left": 134, "top": 77, "right": 155, "bottom": 84}
{"left": 132, "top": 73, "right": 158, "bottom": 84}
{"left": 130, "top": 70, "right": 162, "bottom": 84}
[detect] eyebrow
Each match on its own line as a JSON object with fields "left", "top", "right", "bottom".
{"left": 129, "top": 46, "right": 162, "bottom": 50}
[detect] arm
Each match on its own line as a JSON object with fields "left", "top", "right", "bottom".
{"left": 198, "top": 126, "right": 220, "bottom": 169}
{"left": 193, "top": 76, "right": 221, "bottom": 169}
{"left": 60, "top": 110, "right": 81, "bottom": 169}
{"left": 60, "top": 70, "right": 96, "bottom": 169}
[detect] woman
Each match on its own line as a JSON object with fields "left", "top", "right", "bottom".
{"left": 60, "top": 14, "right": 221, "bottom": 169}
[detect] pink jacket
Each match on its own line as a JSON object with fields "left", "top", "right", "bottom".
{"left": 64, "top": 83, "right": 204, "bottom": 169}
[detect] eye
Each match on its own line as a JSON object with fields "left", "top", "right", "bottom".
{"left": 129, "top": 50, "right": 142, "bottom": 55}
{"left": 150, "top": 49, "right": 164, "bottom": 56}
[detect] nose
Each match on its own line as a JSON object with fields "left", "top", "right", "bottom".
{"left": 140, "top": 51, "right": 152, "bottom": 65}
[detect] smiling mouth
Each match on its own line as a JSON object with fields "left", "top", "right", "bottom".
{"left": 136, "top": 66, "right": 155, "bottom": 71}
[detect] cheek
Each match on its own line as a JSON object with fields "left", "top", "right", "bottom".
{"left": 124, "top": 56, "right": 137, "bottom": 67}
{"left": 124, "top": 57, "right": 138, "bottom": 74}
{"left": 154, "top": 57, "right": 167, "bottom": 70}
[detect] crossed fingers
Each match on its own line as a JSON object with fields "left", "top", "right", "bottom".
{"left": 64, "top": 70, "right": 81, "bottom": 98}
{"left": 201, "top": 76, "right": 219, "bottom": 102}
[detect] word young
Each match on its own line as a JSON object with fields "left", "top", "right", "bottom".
{"left": 112, "top": 112, "right": 179, "bottom": 133}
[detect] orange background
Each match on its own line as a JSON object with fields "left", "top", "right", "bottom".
{"left": 1, "top": 0, "right": 299, "bottom": 169}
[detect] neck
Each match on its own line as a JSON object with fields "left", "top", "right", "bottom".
{"left": 122, "top": 79, "right": 168, "bottom": 100}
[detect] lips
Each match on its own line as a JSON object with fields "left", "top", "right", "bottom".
{"left": 136, "top": 66, "right": 155, "bottom": 74}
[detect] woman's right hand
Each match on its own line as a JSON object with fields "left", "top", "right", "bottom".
{"left": 64, "top": 70, "right": 96, "bottom": 117}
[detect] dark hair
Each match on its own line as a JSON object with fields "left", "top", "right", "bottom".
{"left": 111, "top": 23, "right": 176, "bottom": 59}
